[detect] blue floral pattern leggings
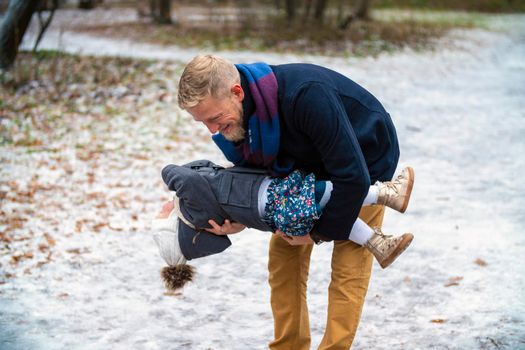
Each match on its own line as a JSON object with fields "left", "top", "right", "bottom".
{"left": 264, "top": 170, "right": 321, "bottom": 236}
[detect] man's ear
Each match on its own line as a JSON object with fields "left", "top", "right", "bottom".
{"left": 231, "top": 84, "right": 244, "bottom": 101}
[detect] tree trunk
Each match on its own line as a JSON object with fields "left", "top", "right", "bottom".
{"left": 314, "top": 0, "right": 327, "bottom": 21}
{"left": 78, "top": 0, "right": 95, "bottom": 10}
{"left": 336, "top": 0, "right": 344, "bottom": 22}
{"left": 0, "top": 0, "right": 40, "bottom": 70}
{"left": 353, "top": 0, "right": 371, "bottom": 20}
{"left": 303, "top": 0, "right": 312, "bottom": 21}
{"left": 149, "top": 0, "right": 172, "bottom": 24}
{"left": 285, "top": 0, "right": 295, "bottom": 22}
{"left": 158, "top": 0, "right": 171, "bottom": 24}
{"left": 149, "top": 0, "right": 157, "bottom": 19}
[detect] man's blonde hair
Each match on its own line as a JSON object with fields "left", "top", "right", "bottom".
{"left": 177, "top": 55, "right": 240, "bottom": 109}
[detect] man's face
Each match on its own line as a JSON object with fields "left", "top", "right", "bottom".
{"left": 187, "top": 85, "right": 245, "bottom": 142}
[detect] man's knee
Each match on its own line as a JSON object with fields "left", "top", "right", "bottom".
{"left": 358, "top": 205, "right": 386, "bottom": 227}
{"left": 268, "top": 235, "right": 313, "bottom": 285}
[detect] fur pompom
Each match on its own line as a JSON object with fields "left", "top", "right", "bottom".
{"left": 161, "top": 264, "right": 195, "bottom": 291}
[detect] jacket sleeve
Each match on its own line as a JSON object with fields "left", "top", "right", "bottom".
{"left": 292, "top": 83, "right": 370, "bottom": 240}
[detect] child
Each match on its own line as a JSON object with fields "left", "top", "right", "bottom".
{"left": 153, "top": 160, "right": 414, "bottom": 291}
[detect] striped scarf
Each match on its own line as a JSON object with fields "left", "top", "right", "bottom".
{"left": 212, "top": 62, "right": 292, "bottom": 176}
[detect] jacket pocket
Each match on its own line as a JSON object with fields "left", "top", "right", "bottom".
{"left": 218, "top": 173, "right": 253, "bottom": 208}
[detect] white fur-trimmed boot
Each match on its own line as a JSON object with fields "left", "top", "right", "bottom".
{"left": 365, "top": 228, "right": 414, "bottom": 269}
{"left": 377, "top": 166, "right": 414, "bottom": 213}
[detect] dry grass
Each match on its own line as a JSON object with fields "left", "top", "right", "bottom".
{"left": 73, "top": 11, "right": 472, "bottom": 57}
{"left": 374, "top": 0, "right": 525, "bottom": 13}
{"left": 0, "top": 51, "right": 178, "bottom": 146}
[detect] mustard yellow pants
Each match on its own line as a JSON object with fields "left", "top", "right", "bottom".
{"left": 268, "top": 205, "right": 385, "bottom": 350}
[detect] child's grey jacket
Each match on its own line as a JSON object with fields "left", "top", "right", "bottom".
{"left": 161, "top": 160, "right": 273, "bottom": 260}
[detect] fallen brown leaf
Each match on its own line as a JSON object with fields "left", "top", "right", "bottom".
{"left": 69, "top": 247, "right": 90, "bottom": 255}
{"left": 474, "top": 258, "right": 488, "bottom": 267}
{"left": 444, "top": 276, "right": 463, "bottom": 287}
{"left": 94, "top": 202, "right": 108, "bottom": 209}
{"left": 431, "top": 319, "right": 447, "bottom": 323}
{"left": 134, "top": 154, "right": 149, "bottom": 160}
{"left": 93, "top": 222, "right": 108, "bottom": 232}
{"left": 38, "top": 243, "right": 50, "bottom": 252}
{"left": 86, "top": 192, "right": 106, "bottom": 201}
{"left": 87, "top": 171, "right": 96, "bottom": 185}
{"left": 44, "top": 233, "right": 56, "bottom": 246}
{"left": 0, "top": 232, "right": 12, "bottom": 243}
{"left": 57, "top": 293, "right": 69, "bottom": 299}
{"left": 108, "top": 224, "right": 124, "bottom": 231}
{"left": 11, "top": 252, "right": 34, "bottom": 264}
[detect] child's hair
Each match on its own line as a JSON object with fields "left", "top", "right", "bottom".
{"left": 161, "top": 264, "right": 195, "bottom": 291}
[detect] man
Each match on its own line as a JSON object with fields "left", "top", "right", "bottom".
{"left": 177, "top": 55, "right": 402, "bottom": 349}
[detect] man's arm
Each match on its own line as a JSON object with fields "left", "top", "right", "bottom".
{"left": 293, "top": 83, "right": 371, "bottom": 240}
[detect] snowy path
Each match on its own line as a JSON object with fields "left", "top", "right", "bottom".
{"left": 2, "top": 9, "right": 525, "bottom": 350}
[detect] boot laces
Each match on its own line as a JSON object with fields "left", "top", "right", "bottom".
{"left": 385, "top": 173, "right": 404, "bottom": 195}
{"left": 374, "top": 227, "right": 392, "bottom": 239}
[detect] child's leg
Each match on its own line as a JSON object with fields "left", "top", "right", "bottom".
{"left": 315, "top": 180, "right": 377, "bottom": 211}
{"left": 316, "top": 180, "right": 413, "bottom": 269}
{"left": 315, "top": 183, "right": 373, "bottom": 244}
{"left": 362, "top": 184, "right": 379, "bottom": 206}
{"left": 348, "top": 217, "right": 374, "bottom": 245}
{"left": 318, "top": 166, "right": 414, "bottom": 212}
{"left": 316, "top": 180, "right": 377, "bottom": 207}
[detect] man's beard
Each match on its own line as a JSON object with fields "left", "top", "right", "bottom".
{"left": 222, "top": 106, "right": 245, "bottom": 142}
{"left": 223, "top": 123, "right": 245, "bottom": 142}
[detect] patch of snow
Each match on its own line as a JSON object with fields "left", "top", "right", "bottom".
{"left": 3, "top": 8, "right": 525, "bottom": 350}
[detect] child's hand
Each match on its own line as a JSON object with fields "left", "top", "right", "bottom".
{"left": 156, "top": 201, "right": 174, "bottom": 219}
{"left": 206, "top": 219, "right": 246, "bottom": 235}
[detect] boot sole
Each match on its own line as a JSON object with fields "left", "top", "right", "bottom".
{"left": 399, "top": 167, "right": 415, "bottom": 213}
{"left": 379, "top": 233, "right": 414, "bottom": 269}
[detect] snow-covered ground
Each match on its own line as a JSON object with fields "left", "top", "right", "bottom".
{"left": 2, "top": 9, "right": 525, "bottom": 350}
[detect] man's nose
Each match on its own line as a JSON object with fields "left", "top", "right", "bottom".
{"left": 204, "top": 122, "right": 219, "bottom": 134}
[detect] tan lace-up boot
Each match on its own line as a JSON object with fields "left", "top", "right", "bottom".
{"left": 377, "top": 166, "right": 414, "bottom": 213}
{"left": 365, "top": 228, "right": 414, "bottom": 269}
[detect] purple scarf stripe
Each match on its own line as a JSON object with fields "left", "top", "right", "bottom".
{"left": 250, "top": 74, "right": 279, "bottom": 122}
{"left": 213, "top": 63, "right": 293, "bottom": 176}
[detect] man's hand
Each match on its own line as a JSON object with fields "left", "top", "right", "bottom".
{"left": 205, "top": 219, "right": 246, "bottom": 236}
{"left": 276, "top": 230, "right": 314, "bottom": 245}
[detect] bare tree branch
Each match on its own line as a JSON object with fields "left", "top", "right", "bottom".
{"left": 33, "top": 0, "right": 58, "bottom": 53}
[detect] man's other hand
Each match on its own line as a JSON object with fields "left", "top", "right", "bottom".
{"left": 206, "top": 219, "right": 246, "bottom": 235}
{"left": 276, "top": 230, "right": 314, "bottom": 245}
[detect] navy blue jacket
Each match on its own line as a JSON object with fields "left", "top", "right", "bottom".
{"left": 240, "top": 63, "right": 399, "bottom": 240}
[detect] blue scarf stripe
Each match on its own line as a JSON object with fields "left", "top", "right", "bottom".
{"left": 237, "top": 62, "right": 271, "bottom": 83}
{"left": 213, "top": 63, "right": 293, "bottom": 175}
